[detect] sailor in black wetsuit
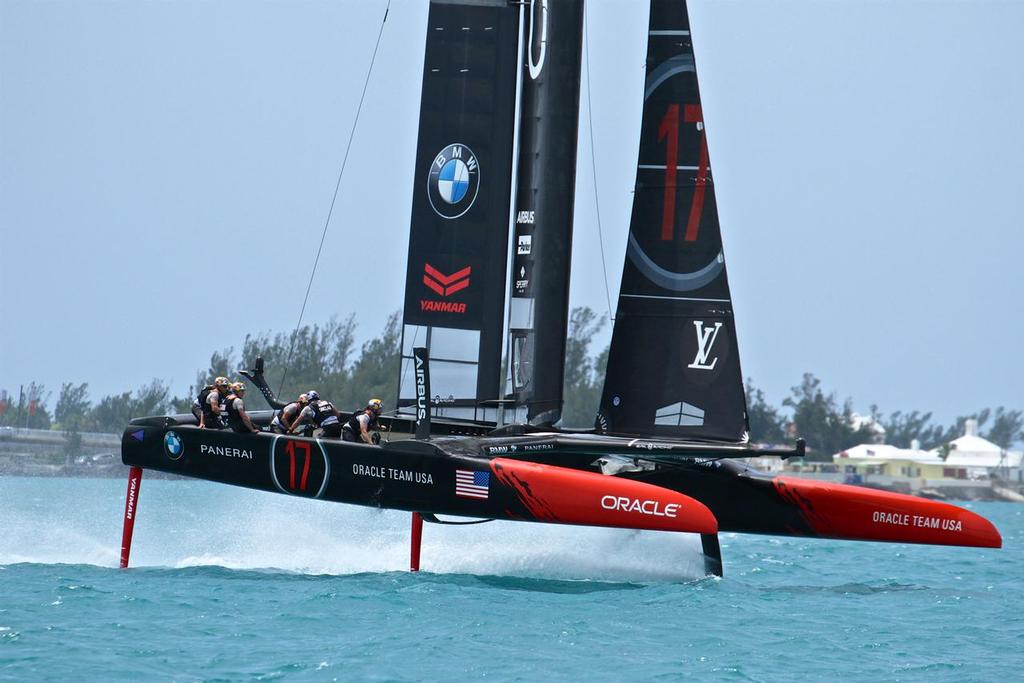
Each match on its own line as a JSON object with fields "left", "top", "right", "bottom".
{"left": 194, "top": 376, "right": 231, "bottom": 429}
{"left": 224, "top": 382, "right": 260, "bottom": 434}
{"left": 289, "top": 391, "right": 343, "bottom": 438}
{"left": 269, "top": 393, "right": 309, "bottom": 434}
{"left": 342, "top": 399, "right": 383, "bottom": 445}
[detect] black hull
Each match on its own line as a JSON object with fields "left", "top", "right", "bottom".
{"left": 122, "top": 424, "right": 1001, "bottom": 550}
{"left": 124, "top": 426, "right": 521, "bottom": 520}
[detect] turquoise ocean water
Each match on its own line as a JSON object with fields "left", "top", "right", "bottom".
{"left": 1, "top": 476, "right": 1021, "bottom": 681}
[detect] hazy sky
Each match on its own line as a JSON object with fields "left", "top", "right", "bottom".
{"left": 2, "top": 0, "right": 1022, "bottom": 425}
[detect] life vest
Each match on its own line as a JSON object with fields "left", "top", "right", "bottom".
{"left": 345, "top": 409, "right": 379, "bottom": 435}
{"left": 224, "top": 394, "right": 247, "bottom": 432}
{"left": 271, "top": 401, "right": 301, "bottom": 430}
{"left": 309, "top": 400, "right": 339, "bottom": 428}
{"left": 198, "top": 386, "right": 223, "bottom": 427}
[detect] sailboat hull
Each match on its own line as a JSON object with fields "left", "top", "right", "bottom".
{"left": 122, "top": 425, "right": 1000, "bottom": 549}
{"left": 122, "top": 426, "right": 718, "bottom": 535}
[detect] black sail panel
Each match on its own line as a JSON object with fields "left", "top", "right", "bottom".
{"left": 598, "top": 0, "right": 748, "bottom": 441}
{"left": 398, "top": 0, "right": 519, "bottom": 424}
{"left": 507, "top": 0, "right": 585, "bottom": 424}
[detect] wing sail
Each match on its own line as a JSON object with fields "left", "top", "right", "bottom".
{"left": 398, "top": 0, "right": 520, "bottom": 424}
{"left": 598, "top": 0, "right": 748, "bottom": 441}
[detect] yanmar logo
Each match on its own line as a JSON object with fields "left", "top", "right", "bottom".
{"left": 421, "top": 263, "right": 470, "bottom": 314}
{"left": 126, "top": 475, "right": 139, "bottom": 520}
{"left": 423, "top": 263, "right": 470, "bottom": 296}
{"left": 601, "top": 495, "right": 680, "bottom": 518}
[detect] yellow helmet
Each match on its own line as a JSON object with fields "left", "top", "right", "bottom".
{"left": 367, "top": 398, "right": 383, "bottom": 413}
{"left": 215, "top": 376, "right": 230, "bottom": 389}
{"left": 298, "top": 393, "right": 309, "bottom": 405}
{"left": 230, "top": 382, "right": 246, "bottom": 393}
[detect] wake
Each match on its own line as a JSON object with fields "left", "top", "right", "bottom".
{"left": 0, "top": 477, "right": 707, "bottom": 581}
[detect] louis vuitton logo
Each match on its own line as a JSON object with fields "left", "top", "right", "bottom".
{"left": 687, "top": 320, "right": 722, "bottom": 371}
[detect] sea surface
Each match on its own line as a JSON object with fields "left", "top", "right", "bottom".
{"left": 0, "top": 476, "right": 1021, "bottom": 681}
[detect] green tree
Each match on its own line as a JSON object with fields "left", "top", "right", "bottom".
{"left": 983, "top": 407, "right": 1023, "bottom": 449}
{"left": 191, "top": 347, "right": 238, "bottom": 397}
{"left": 932, "top": 409, "right": 992, "bottom": 446}
{"left": 5, "top": 383, "right": 52, "bottom": 430}
{"left": 878, "top": 410, "right": 947, "bottom": 449}
{"left": 560, "top": 307, "right": 607, "bottom": 427}
{"left": 90, "top": 379, "right": 172, "bottom": 432}
{"left": 341, "top": 313, "right": 401, "bottom": 412}
{"left": 170, "top": 347, "right": 243, "bottom": 413}
{"left": 783, "top": 373, "right": 877, "bottom": 461}
{"left": 55, "top": 382, "right": 92, "bottom": 460}
{"left": 239, "top": 315, "right": 357, "bottom": 409}
{"left": 744, "top": 379, "right": 787, "bottom": 444}
{"left": 129, "top": 379, "right": 172, "bottom": 417}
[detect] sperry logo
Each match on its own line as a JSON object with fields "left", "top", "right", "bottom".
{"left": 423, "top": 263, "right": 470, "bottom": 297}
{"left": 687, "top": 320, "right": 722, "bottom": 371}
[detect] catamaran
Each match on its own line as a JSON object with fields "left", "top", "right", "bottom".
{"left": 119, "top": 0, "right": 1001, "bottom": 576}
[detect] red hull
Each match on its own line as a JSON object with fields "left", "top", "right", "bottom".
{"left": 773, "top": 476, "right": 1002, "bottom": 548}
{"left": 491, "top": 458, "right": 718, "bottom": 534}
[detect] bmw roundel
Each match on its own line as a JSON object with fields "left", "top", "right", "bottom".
{"left": 427, "top": 143, "right": 480, "bottom": 219}
{"left": 164, "top": 431, "right": 183, "bottom": 460}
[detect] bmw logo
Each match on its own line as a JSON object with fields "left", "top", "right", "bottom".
{"left": 164, "top": 431, "right": 183, "bottom": 460}
{"left": 427, "top": 143, "right": 480, "bottom": 219}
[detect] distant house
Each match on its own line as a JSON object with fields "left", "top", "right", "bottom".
{"left": 938, "top": 420, "right": 1023, "bottom": 482}
{"left": 830, "top": 419, "right": 1023, "bottom": 490}
{"left": 834, "top": 443, "right": 944, "bottom": 481}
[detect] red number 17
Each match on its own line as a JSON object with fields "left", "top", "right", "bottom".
{"left": 658, "top": 104, "right": 709, "bottom": 243}
{"left": 285, "top": 440, "right": 312, "bottom": 491}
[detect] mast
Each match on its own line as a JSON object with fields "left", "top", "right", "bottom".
{"left": 597, "top": 0, "right": 749, "bottom": 441}
{"left": 506, "top": 0, "right": 586, "bottom": 425}
{"left": 397, "top": 0, "right": 521, "bottom": 424}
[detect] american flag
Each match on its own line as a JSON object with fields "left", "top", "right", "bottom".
{"left": 455, "top": 469, "right": 490, "bottom": 500}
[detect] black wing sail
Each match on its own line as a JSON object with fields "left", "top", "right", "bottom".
{"left": 597, "top": 0, "right": 748, "bottom": 442}
{"left": 398, "top": 0, "right": 520, "bottom": 424}
{"left": 506, "top": 0, "right": 585, "bottom": 425}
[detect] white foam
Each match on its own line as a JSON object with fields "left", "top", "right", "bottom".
{"left": 0, "top": 478, "right": 707, "bottom": 581}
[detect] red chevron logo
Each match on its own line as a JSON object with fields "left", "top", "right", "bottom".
{"left": 423, "top": 263, "right": 471, "bottom": 297}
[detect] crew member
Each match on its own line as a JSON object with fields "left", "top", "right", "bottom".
{"left": 342, "top": 398, "right": 383, "bottom": 445}
{"left": 195, "top": 376, "right": 231, "bottom": 429}
{"left": 269, "top": 393, "right": 308, "bottom": 434}
{"left": 289, "top": 390, "right": 343, "bottom": 438}
{"left": 224, "top": 382, "right": 260, "bottom": 434}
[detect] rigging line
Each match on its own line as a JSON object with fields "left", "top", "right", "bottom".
{"left": 278, "top": 2, "right": 392, "bottom": 395}
{"left": 584, "top": 5, "right": 614, "bottom": 324}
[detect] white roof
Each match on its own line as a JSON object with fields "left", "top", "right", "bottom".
{"left": 947, "top": 434, "right": 1001, "bottom": 454}
{"left": 836, "top": 441, "right": 1024, "bottom": 469}
{"left": 834, "top": 444, "right": 943, "bottom": 464}
{"left": 943, "top": 448, "right": 1023, "bottom": 469}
